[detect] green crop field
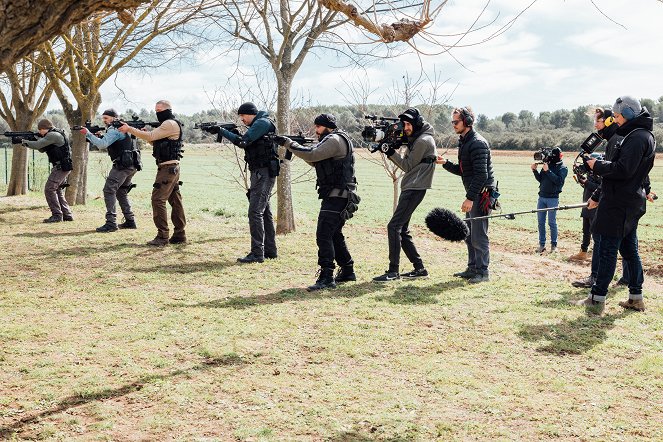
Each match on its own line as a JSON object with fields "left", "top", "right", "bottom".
{"left": 1, "top": 147, "right": 661, "bottom": 441}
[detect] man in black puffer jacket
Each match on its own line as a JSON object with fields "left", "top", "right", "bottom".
{"left": 439, "top": 106, "right": 495, "bottom": 283}
{"left": 574, "top": 96, "right": 656, "bottom": 315}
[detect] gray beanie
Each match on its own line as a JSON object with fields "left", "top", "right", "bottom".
{"left": 613, "top": 96, "right": 642, "bottom": 120}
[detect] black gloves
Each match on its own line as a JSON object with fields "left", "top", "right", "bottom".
{"left": 11, "top": 137, "right": 23, "bottom": 144}
{"left": 273, "top": 135, "right": 290, "bottom": 146}
{"left": 204, "top": 125, "right": 220, "bottom": 135}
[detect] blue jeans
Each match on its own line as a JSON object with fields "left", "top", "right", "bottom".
{"left": 537, "top": 197, "right": 559, "bottom": 246}
{"left": 591, "top": 228, "right": 644, "bottom": 302}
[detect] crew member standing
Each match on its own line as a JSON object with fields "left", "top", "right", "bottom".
{"left": 81, "top": 109, "right": 139, "bottom": 232}
{"left": 531, "top": 148, "right": 568, "bottom": 253}
{"left": 275, "top": 113, "right": 359, "bottom": 290}
{"left": 373, "top": 108, "right": 437, "bottom": 282}
{"left": 438, "top": 107, "right": 495, "bottom": 283}
{"left": 119, "top": 100, "right": 186, "bottom": 246}
{"left": 21, "top": 119, "right": 74, "bottom": 223}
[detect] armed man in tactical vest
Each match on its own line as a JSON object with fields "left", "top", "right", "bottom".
{"left": 216, "top": 102, "right": 279, "bottom": 263}
{"left": 373, "top": 108, "right": 437, "bottom": 283}
{"left": 118, "top": 100, "right": 186, "bottom": 246}
{"left": 20, "top": 118, "right": 74, "bottom": 223}
{"left": 80, "top": 109, "right": 140, "bottom": 232}
{"left": 274, "top": 113, "right": 359, "bottom": 291}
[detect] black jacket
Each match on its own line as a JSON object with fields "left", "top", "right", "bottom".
{"left": 443, "top": 129, "right": 495, "bottom": 201}
{"left": 533, "top": 161, "right": 568, "bottom": 198}
{"left": 580, "top": 172, "right": 601, "bottom": 218}
{"left": 591, "top": 110, "right": 656, "bottom": 238}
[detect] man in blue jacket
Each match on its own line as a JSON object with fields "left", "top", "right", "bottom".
{"left": 217, "top": 102, "right": 278, "bottom": 263}
{"left": 531, "top": 148, "right": 568, "bottom": 253}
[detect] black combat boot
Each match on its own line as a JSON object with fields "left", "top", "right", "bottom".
{"left": 96, "top": 223, "right": 118, "bottom": 233}
{"left": 43, "top": 215, "right": 63, "bottom": 223}
{"left": 308, "top": 268, "right": 337, "bottom": 291}
{"left": 118, "top": 219, "right": 137, "bottom": 229}
{"left": 335, "top": 264, "right": 356, "bottom": 283}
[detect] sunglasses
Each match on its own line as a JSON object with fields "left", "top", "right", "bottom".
{"left": 451, "top": 120, "right": 461, "bottom": 125}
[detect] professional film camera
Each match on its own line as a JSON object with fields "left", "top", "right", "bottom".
{"left": 533, "top": 148, "right": 555, "bottom": 164}
{"left": 361, "top": 115, "right": 406, "bottom": 153}
{"left": 572, "top": 132, "right": 605, "bottom": 183}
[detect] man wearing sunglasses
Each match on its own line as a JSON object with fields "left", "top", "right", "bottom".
{"left": 438, "top": 106, "right": 495, "bottom": 284}
{"left": 575, "top": 96, "right": 656, "bottom": 315}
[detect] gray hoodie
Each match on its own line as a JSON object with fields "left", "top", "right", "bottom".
{"left": 389, "top": 122, "right": 437, "bottom": 191}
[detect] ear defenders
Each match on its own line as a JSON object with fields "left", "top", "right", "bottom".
{"left": 603, "top": 116, "right": 614, "bottom": 127}
{"left": 458, "top": 107, "right": 474, "bottom": 127}
{"left": 615, "top": 97, "right": 637, "bottom": 120}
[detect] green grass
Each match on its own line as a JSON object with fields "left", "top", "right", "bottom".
{"left": 0, "top": 146, "right": 662, "bottom": 441}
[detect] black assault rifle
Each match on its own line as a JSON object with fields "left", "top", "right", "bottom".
{"left": 267, "top": 132, "right": 316, "bottom": 161}
{"left": 71, "top": 121, "right": 105, "bottom": 134}
{"left": 3, "top": 131, "right": 39, "bottom": 144}
{"left": 194, "top": 121, "right": 239, "bottom": 133}
{"left": 111, "top": 115, "right": 160, "bottom": 129}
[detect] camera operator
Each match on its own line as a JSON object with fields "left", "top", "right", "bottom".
{"left": 275, "top": 114, "right": 358, "bottom": 290}
{"left": 119, "top": 100, "right": 186, "bottom": 246}
{"left": 21, "top": 118, "right": 74, "bottom": 223}
{"left": 216, "top": 102, "right": 278, "bottom": 263}
{"left": 438, "top": 107, "right": 495, "bottom": 283}
{"left": 373, "top": 108, "right": 436, "bottom": 282}
{"left": 575, "top": 96, "right": 656, "bottom": 314}
{"left": 81, "top": 109, "right": 138, "bottom": 233}
{"left": 531, "top": 148, "right": 568, "bottom": 253}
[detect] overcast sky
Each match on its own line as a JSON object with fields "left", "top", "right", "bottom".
{"left": 80, "top": 0, "right": 663, "bottom": 118}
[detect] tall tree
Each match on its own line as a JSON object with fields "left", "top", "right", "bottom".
{"left": 0, "top": 54, "right": 53, "bottom": 195}
{"left": 38, "top": 0, "right": 215, "bottom": 204}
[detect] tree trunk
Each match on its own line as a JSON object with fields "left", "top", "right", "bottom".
{"left": 6, "top": 145, "right": 28, "bottom": 195}
{"left": 62, "top": 108, "right": 91, "bottom": 205}
{"left": 275, "top": 73, "right": 295, "bottom": 234}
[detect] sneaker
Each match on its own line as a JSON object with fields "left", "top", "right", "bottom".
{"left": 572, "top": 275, "right": 595, "bottom": 288}
{"left": 568, "top": 250, "right": 590, "bottom": 262}
{"left": 618, "top": 298, "right": 645, "bottom": 312}
{"left": 118, "top": 219, "right": 137, "bottom": 229}
{"left": 96, "top": 223, "right": 118, "bottom": 233}
{"left": 43, "top": 215, "right": 63, "bottom": 223}
{"left": 237, "top": 253, "right": 264, "bottom": 264}
{"left": 169, "top": 235, "right": 187, "bottom": 244}
{"left": 63, "top": 215, "right": 74, "bottom": 222}
{"left": 468, "top": 273, "right": 489, "bottom": 284}
{"left": 373, "top": 271, "right": 400, "bottom": 282}
{"left": 573, "top": 296, "right": 605, "bottom": 316}
{"left": 147, "top": 236, "right": 169, "bottom": 246}
{"left": 402, "top": 268, "right": 429, "bottom": 279}
{"left": 453, "top": 268, "right": 476, "bottom": 279}
{"left": 536, "top": 245, "right": 546, "bottom": 254}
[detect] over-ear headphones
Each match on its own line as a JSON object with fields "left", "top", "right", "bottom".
{"left": 615, "top": 97, "right": 636, "bottom": 120}
{"left": 604, "top": 116, "right": 614, "bottom": 127}
{"left": 458, "top": 107, "right": 474, "bottom": 127}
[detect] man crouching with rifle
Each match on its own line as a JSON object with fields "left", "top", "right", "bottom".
{"left": 274, "top": 113, "right": 360, "bottom": 291}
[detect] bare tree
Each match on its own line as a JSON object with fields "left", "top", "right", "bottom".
{"left": 0, "top": 54, "right": 53, "bottom": 195}
{"left": 38, "top": 0, "right": 216, "bottom": 204}
{"left": 0, "top": 0, "right": 149, "bottom": 72}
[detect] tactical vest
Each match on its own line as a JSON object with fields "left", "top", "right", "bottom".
{"left": 107, "top": 131, "right": 133, "bottom": 162}
{"left": 152, "top": 119, "right": 184, "bottom": 164}
{"left": 245, "top": 118, "right": 277, "bottom": 171}
{"left": 314, "top": 131, "right": 356, "bottom": 198}
{"left": 44, "top": 128, "right": 72, "bottom": 166}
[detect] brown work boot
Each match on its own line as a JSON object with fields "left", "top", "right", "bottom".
{"left": 568, "top": 250, "right": 590, "bottom": 262}
{"left": 573, "top": 296, "right": 605, "bottom": 316}
{"left": 147, "top": 236, "right": 169, "bottom": 246}
{"left": 572, "top": 275, "right": 595, "bottom": 288}
{"left": 618, "top": 298, "right": 645, "bottom": 312}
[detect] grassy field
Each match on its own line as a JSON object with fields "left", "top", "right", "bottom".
{"left": 1, "top": 147, "right": 662, "bottom": 441}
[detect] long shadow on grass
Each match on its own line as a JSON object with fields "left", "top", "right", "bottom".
{"left": 518, "top": 310, "right": 631, "bottom": 355}
{"left": 171, "top": 281, "right": 382, "bottom": 309}
{"left": 15, "top": 229, "right": 99, "bottom": 238}
{"left": 0, "top": 354, "right": 247, "bottom": 438}
{"left": 375, "top": 279, "right": 466, "bottom": 305}
{"left": 0, "top": 205, "right": 43, "bottom": 215}
{"left": 132, "top": 259, "right": 239, "bottom": 273}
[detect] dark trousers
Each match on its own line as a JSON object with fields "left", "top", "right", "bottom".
{"left": 581, "top": 216, "right": 592, "bottom": 252}
{"left": 387, "top": 189, "right": 426, "bottom": 272}
{"left": 152, "top": 164, "right": 186, "bottom": 239}
{"left": 44, "top": 167, "right": 72, "bottom": 218}
{"left": 104, "top": 165, "right": 137, "bottom": 225}
{"left": 248, "top": 168, "right": 277, "bottom": 258}
{"left": 316, "top": 197, "right": 353, "bottom": 269}
{"left": 590, "top": 230, "right": 629, "bottom": 280}
{"left": 591, "top": 228, "right": 644, "bottom": 302}
{"left": 466, "top": 200, "right": 490, "bottom": 275}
